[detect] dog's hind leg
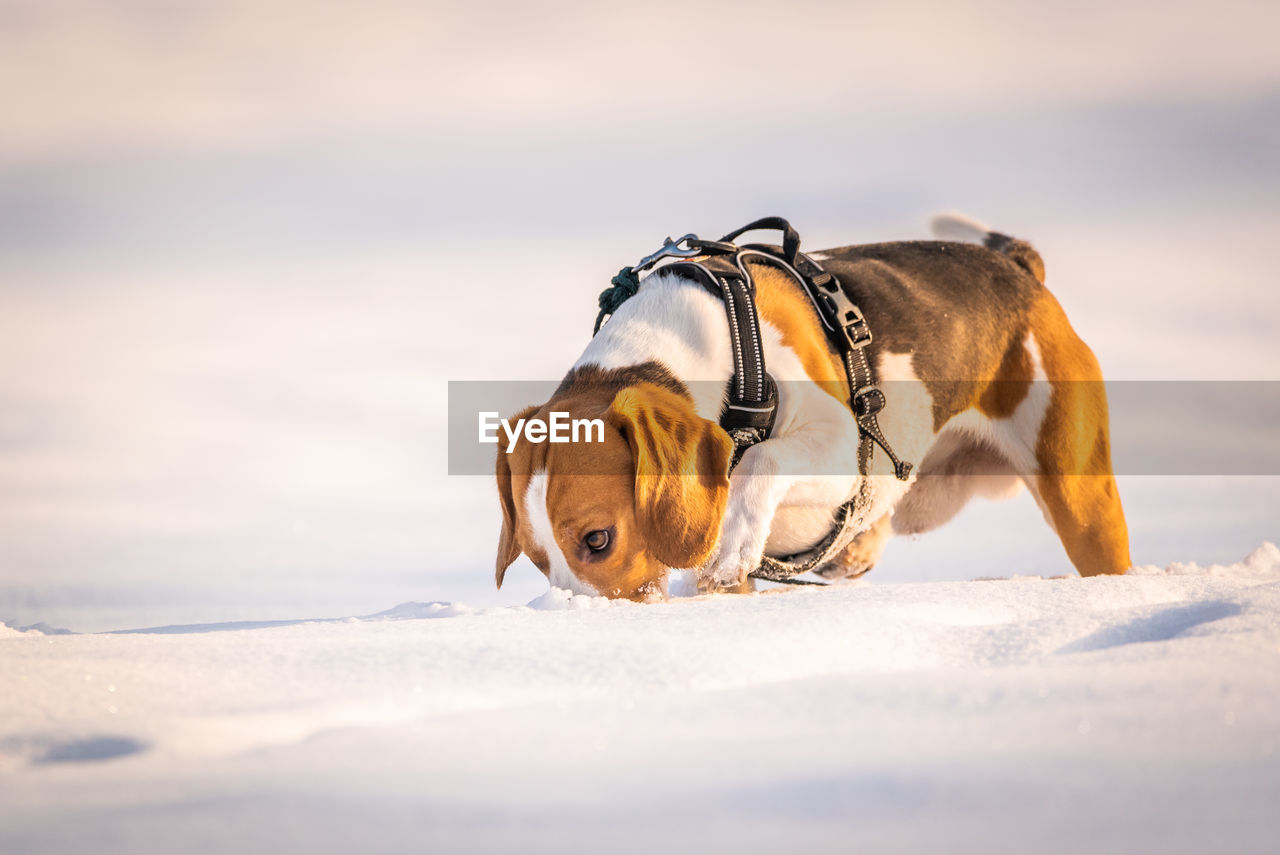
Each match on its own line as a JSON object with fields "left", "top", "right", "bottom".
{"left": 1021, "top": 373, "right": 1131, "bottom": 576}
{"left": 817, "top": 513, "right": 893, "bottom": 579}
{"left": 889, "top": 435, "right": 1024, "bottom": 537}
{"left": 1020, "top": 296, "right": 1132, "bottom": 576}
{"left": 1025, "top": 471, "right": 1131, "bottom": 576}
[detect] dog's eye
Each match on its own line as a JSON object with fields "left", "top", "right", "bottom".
{"left": 584, "top": 530, "right": 610, "bottom": 552}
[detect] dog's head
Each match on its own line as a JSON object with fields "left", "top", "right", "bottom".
{"left": 495, "top": 381, "right": 733, "bottom": 600}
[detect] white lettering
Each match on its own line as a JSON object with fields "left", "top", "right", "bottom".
{"left": 485, "top": 412, "right": 606, "bottom": 452}
{"left": 573, "top": 418, "right": 604, "bottom": 443}
{"left": 549, "top": 411, "right": 570, "bottom": 443}
{"left": 478, "top": 412, "right": 500, "bottom": 444}
{"left": 501, "top": 418, "right": 526, "bottom": 454}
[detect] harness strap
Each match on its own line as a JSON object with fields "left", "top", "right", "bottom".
{"left": 846, "top": 347, "right": 913, "bottom": 481}
{"left": 660, "top": 256, "right": 777, "bottom": 465}
{"left": 752, "top": 478, "right": 874, "bottom": 583}
{"left": 787, "top": 249, "right": 914, "bottom": 481}
{"left": 720, "top": 217, "right": 801, "bottom": 264}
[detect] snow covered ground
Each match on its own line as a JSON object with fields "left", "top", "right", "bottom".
{"left": 3, "top": 545, "right": 1279, "bottom": 853}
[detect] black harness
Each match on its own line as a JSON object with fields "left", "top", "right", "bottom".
{"left": 594, "top": 217, "right": 913, "bottom": 582}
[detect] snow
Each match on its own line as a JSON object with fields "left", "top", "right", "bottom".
{"left": 1132, "top": 541, "right": 1280, "bottom": 578}
{"left": 2, "top": 546, "right": 1278, "bottom": 853}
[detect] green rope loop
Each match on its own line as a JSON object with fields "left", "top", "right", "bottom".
{"left": 593, "top": 266, "right": 641, "bottom": 335}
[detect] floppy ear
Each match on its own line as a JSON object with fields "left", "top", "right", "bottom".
{"left": 495, "top": 404, "right": 539, "bottom": 588}
{"left": 607, "top": 383, "right": 734, "bottom": 569}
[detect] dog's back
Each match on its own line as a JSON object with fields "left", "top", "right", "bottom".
{"left": 813, "top": 231, "right": 1046, "bottom": 422}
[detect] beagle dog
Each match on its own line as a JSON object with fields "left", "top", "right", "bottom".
{"left": 495, "top": 214, "right": 1131, "bottom": 599}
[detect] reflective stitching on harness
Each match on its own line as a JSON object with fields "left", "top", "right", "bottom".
{"left": 743, "top": 288, "right": 762, "bottom": 401}
{"left": 720, "top": 276, "right": 746, "bottom": 401}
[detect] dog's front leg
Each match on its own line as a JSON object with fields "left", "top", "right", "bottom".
{"left": 700, "top": 450, "right": 797, "bottom": 589}
{"left": 700, "top": 408, "right": 861, "bottom": 589}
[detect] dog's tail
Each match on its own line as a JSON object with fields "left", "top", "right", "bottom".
{"left": 929, "top": 211, "right": 1046, "bottom": 284}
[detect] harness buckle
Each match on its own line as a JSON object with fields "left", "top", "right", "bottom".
{"left": 840, "top": 304, "right": 873, "bottom": 349}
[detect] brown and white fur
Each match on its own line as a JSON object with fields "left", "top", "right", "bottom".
{"left": 495, "top": 214, "right": 1131, "bottom": 599}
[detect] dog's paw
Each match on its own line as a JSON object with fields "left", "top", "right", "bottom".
{"left": 700, "top": 512, "right": 767, "bottom": 590}
{"left": 815, "top": 513, "right": 893, "bottom": 580}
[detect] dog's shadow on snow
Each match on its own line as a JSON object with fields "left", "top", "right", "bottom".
{"left": 1057, "top": 599, "right": 1242, "bottom": 654}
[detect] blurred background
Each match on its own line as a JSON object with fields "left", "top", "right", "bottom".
{"left": 1, "top": 0, "right": 1277, "bottom": 632}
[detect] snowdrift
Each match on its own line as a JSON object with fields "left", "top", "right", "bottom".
{"left": 2, "top": 545, "right": 1278, "bottom": 854}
